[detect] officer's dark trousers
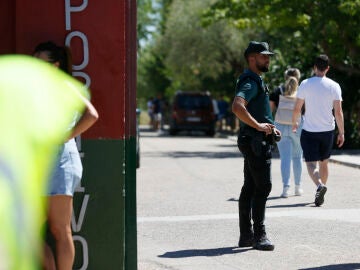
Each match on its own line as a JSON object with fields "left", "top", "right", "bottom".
{"left": 237, "top": 134, "right": 272, "bottom": 237}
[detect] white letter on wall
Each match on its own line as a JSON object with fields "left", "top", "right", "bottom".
{"left": 73, "top": 71, "right": 91, "bottom": 89}
{"left": 65, "top": 31, "right": 89, "bottom": 71}
{"left": 73, "top": 236, "right": 89, "bottom": 270}
{"left": 72, "top": 194, "right": 90, "bottom": 232}
{"left": 65, "top": 0, "right": 88, "bottom": 30}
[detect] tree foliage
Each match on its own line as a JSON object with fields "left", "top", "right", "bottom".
{"left": 159, "top": 0, "right": 246, "bottom": 94}
{"left": 137, "top": 43, "right": 171, "bottom": 105}
{"left": 203, "top": 0, "right": 360, "bottom": 76}
{"left": 137, "top": 0, "right": 157, "bottom": 48}
{"left": 137, "top": 0, "right": 248, "bottom": 102}
{"left": 137, "top": 0, "right": 173, "bottom": 107}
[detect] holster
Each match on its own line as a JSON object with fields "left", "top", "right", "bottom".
{"left": 238, "top": 128, "right": 272, "bottom": 158}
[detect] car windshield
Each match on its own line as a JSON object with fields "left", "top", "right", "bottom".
{"left": 177, "top": 95, "right": 211, "bottom": 109}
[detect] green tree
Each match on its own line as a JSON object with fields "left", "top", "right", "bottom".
{"left": 137, "top": 0, "right": 158, "bottom": 48}
{"left": 137, "top": 0, "right": 248, "bottom": 106}
{"left": 204, "top": 0, "right": 360, "bottom": 73}
{"left": 137, "top": 43, "right": 171, "bottom": 107}
{"left": 137, "top": 0, "right": 172, "bottom": 107}
{"left": 160, "top": 0, "right": 246, "bottom": 96}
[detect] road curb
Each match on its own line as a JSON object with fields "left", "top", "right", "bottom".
{"left": 329, "top": 158, "right": 360, "bottom": 169}
{"left": 225, "top": 134, "right": 360, "bottom": 169}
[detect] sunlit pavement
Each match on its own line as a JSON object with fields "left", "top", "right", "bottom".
{"left": 137, "top": 127, "right": 360, "bottom": 270}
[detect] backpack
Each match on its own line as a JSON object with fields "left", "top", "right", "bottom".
{"left": 274, "top": 95, "right": 298, "bottom": 125}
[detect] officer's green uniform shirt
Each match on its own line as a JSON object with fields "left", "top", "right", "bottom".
{"left": 235, "top": 69, "right": 273, "bottom": 130}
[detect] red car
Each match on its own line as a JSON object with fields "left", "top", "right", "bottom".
{"left": 169, "top": 92, "right": 216, "bottom": 136}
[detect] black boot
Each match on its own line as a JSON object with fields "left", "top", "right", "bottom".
{"left": 253, "top": 233, "right": 274, "bottom": 251}
{"left": 238, "top": 231, "right": 254, "bottom": 247}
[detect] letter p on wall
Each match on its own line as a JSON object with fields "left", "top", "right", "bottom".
{"left": 65, "top": 0, "right": 88, "bottom": 30}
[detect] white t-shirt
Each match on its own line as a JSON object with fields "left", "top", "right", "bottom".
{"left": 297, "top": 76, "right": 342, "bottom": 132}
{"left": 212, "top": 99, "right": 219, "bottom": 114}
{"left": 147, "top": 100, "right": 153, "bottom": 114}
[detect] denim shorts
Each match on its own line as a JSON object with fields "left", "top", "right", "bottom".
{"left": 300, "top": 129, "right": 334, "bottom": 162}
{"left": 47, "top": 139, "right": 83, "bottom": 196}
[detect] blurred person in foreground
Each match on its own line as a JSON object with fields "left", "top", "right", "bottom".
{"left": 232, "top": 41, "right": 280, "bottom": 251}
{"left": 33, "top": 41, "right": 99, "bottom": 270}
{"left": 292, "top": 54, "right": 344, "bottom": 207}
{"left": 0, "top": 54, "right": 89, "bottom": 269}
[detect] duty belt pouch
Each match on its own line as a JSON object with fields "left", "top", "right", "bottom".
{"left": 251, "top": 135, "right": 264, "bottom": 157}
{"left": 239, "top": 128, "right": 272, "bottom": 158}
{"left": 248, "top": 131, "right": 269, "bottom": 157}
{"left": 237, "top": 132, "right": 251, "bottom": 146}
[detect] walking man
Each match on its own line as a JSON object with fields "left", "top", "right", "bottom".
{"left": 292, "top": 54, "right": 345, "bottom": 206}
{"left": 232, "top": 41, "right": 280, "bottom": 251}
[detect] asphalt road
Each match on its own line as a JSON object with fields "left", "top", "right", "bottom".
{"left": 137, "top": 128, "right": 360, "bottom": 270}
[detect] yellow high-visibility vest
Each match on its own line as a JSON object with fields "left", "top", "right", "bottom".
{"left": 0, "top": 55, "right": 87, "bottom": 270}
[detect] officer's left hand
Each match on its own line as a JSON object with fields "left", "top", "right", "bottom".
{"left": 273, "top": 128, "right": 281, "bottom": 136}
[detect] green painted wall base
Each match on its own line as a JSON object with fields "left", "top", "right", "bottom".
{"left": 73, "top": 139, "right": 125, "bottom": 269}
{"left": 72, "top": 138, "right": 136, "bottom": 270}
{"left": 125, "top": 137, "right": 137, "bottom": 270}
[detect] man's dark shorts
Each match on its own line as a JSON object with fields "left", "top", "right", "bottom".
{"left": 300, "top": 129, "right": 334, "bottom": 162}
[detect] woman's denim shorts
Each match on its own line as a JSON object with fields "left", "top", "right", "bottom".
{"left": 47, "top": 138, "right": 83, "bottom": 196}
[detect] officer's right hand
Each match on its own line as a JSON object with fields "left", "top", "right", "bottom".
{"left": 257, "top": 123, "right": 274, "bottom": 135}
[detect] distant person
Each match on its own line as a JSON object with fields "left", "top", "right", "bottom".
{"left": 206, "top": 91, "right": 219, "bottom": 123}
{"left": 147, "top": 97, "right": 154, "bottom": 127}
{"left": 217, "top": 95, "right": 229, "bottom": 131}
{"left": 152, "top": 94, "right": 163, "bottom": 131}
{"left": 160, "top": 98, "right": 169, "bottom": 130}
{"left": 213, "top": 98, "right": 220, "bottom": 122}
{"left": 292, "top": 54, "right": 344, "bottom": 207}
{"left": 232, "top": 41, "right": 280, "bottom": 251}
{"left": 274, "top": 76, "right": 303, "bottom": 197}
{"left": 33, "top": 41, "right": 99, "bottom": 270}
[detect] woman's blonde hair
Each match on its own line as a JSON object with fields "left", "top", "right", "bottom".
{"left": 284, "top": 76, "right": 298, "bottom": 96}
{"left": 284, "top": 68, "right": 301, "bottom": 81}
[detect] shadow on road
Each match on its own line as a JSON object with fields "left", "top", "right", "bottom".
{"left": 227, "top": 197, "right": 314, "bottom": 209}
{"left": 298, "top": 263, "right": 360, "bottom": 270}
{"left": 140, "top": 128, "right": 214, "bottom": 138}
{"left": 267, "top": 202, "right": 313, "bottom": 208}
{"left": 143, "top": 151, "right": 241, "bottom": 159}
{"left": 158, "top": 246, "right": 251, "bottom": 258}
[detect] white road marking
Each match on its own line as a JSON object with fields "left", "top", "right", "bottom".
{"left": 138, "top": 208, "right": 360, "bottom": 223}
{"left": 292, "top": 245, "right": 322, "bottom": 254}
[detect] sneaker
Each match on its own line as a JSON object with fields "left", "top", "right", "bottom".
{"left": 253, "top": 234, "right": 275, "bottom": 251}
{"left": 280, "top": 186, "right": 290, "bottom": 198}
{"left": 238, "top": 232, "right": 254, "bottom": 247}
{"left": 295, "top": 185, "right": 303, "bottom": 196}
{"left": 315, "top": 185, "right": 327, "bottom": 206}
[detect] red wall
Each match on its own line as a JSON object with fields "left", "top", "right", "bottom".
{"left": 0, "top": 1, "right": 15, "bottom": 54}
{"left": 1, "top": 0, "right": 136, "bottom": 139}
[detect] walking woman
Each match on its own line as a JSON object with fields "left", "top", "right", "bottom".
{"left": 274, "top": 76, "right": 303, "bottom": 197}
{"left": 33, "top": 41, "right": 99, "bottom": 270}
